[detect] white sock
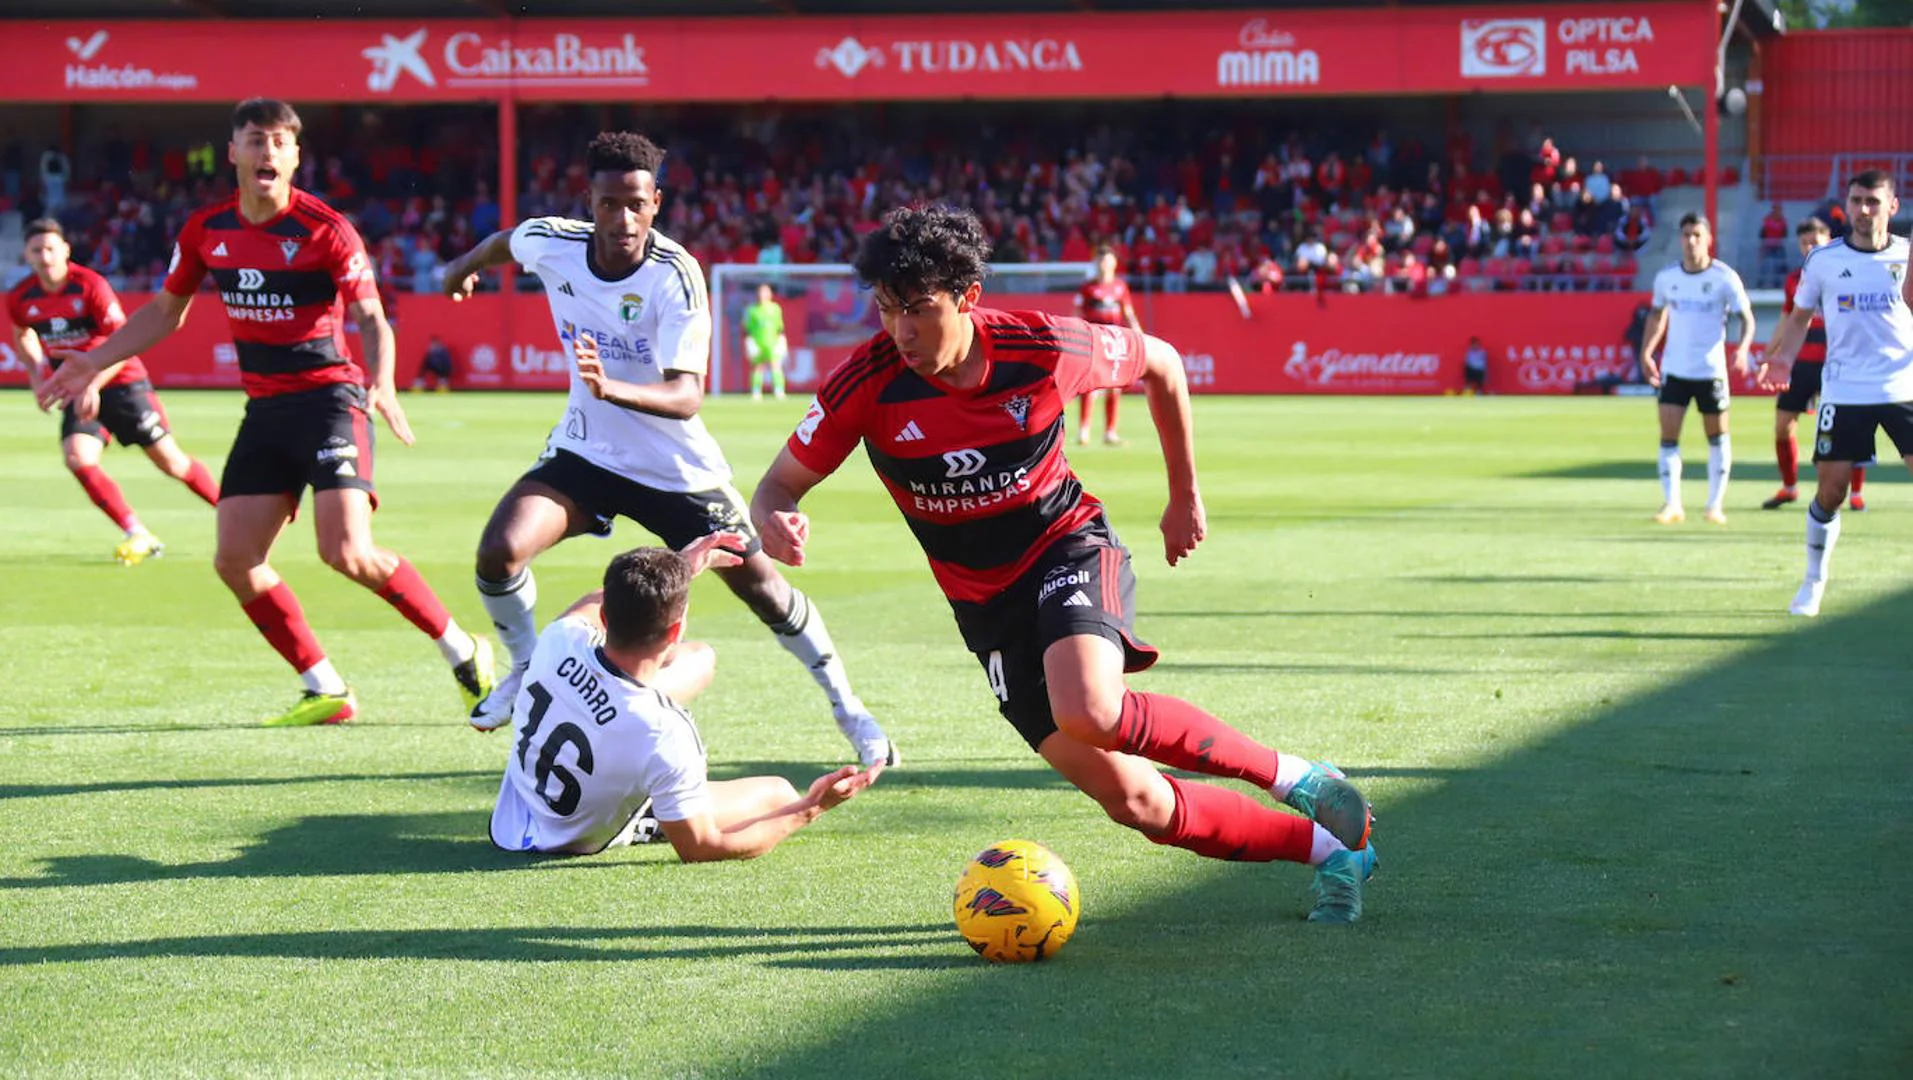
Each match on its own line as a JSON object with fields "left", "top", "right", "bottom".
{"left": 1706, "top": 435, "right": 1731, "bottom": 510}
{"left": 1805, "top": 503, "right": 1841, "bottom": 583}
{"left": 768, "top": 589, "right": 855, "bottom": 708}
{"left": 299, "top": 659, "right": 348, "bottom": 695}
{"left": 1658, "top": 442, "right": 1682, "bottom": 506}
{"left": 1308, "top": 823, "right": 1350, "bottom": 866}
{"left": 124, "top": 521, "right": 148, "bottom": 538}
{"left": 434, "top": 622, "right": 475, "bottom": 666}
{"left": 478, "top": 568, "right": 540, "bottom": 670}
{"left": 1268, "top": 753, "right": 1314, "bottom": 798}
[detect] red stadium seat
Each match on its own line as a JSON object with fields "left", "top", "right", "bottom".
{"left": 1594, "top": 233, "right": 1616, "bottom": 254}
{"left": 1720, "top": 165, "right": 1741, "bottom": 186}
{"left": 1667, "top": 167, "right": 1690, "bottom": 186}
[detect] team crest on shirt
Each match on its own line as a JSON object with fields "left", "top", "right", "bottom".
{"left": 1891, "top": 263, "right": 1907, "bottom": 285}
{"left": 620, "top": 294, "right": 643, "bottom": 323}
{"left": 1001, "top": 393, "right": 1032, "bottom": 430}
{"left": 70, "top": 298, "right": 83, "bottom": 315}
{"left": 280, "top": 239, "right": 302, "bottom": 265}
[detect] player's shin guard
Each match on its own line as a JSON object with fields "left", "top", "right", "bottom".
{"left": 478, "top": 568, "right": 540, "bottom": 669}
{"left": 1115, "top": 690, "right": 1279, "bottom": 789}
{"left": 180, "top": 460, "right": 220, "bottom": 505}
{"left": 767, "top": 588, "right": 856, "bottom": 706}
{"left": 1149, "top": 775, "right": 1313, "bottom": 864}
{"left": 242, "top": 582, "right": 329, "bottom": 675}
{"left": 73, "top": 465, "right": 138, "bottom": 531}
{"left": 375, "top": 557, "right": 455, "bottom": 639}
{"left": 1657, "top": 441, "right": 1682, "bottom": 506}
{"left": 1776, "top": 435, "right": 1799, "bottom": 488}
{"left": 1805, "top": 500, "right": 1841, "bottom": 583}
{"left": 1706, "top": 434, "right": 1731, "bottom": 510}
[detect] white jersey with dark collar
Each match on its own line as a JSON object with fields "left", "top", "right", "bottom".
{"left": 511, "top": 218, "right": 728, "bottom": 491}
{"left": 1794, "top": 235, "right": 1913, "bottom": 405}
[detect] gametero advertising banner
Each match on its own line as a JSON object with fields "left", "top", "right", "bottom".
{"left": 5, "top": 291, "right": 1771, "bottom": 399}
{"left": 2, "top": 5, "right": 1712, "bottom": 103}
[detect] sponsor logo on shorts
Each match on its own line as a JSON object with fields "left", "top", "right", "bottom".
{"left": 1817, "top": 436, "right": 1834, "bottom": 455}
{"left": 1061, "top": 590, "right": 1093, "bottom": 608}
{"left": 316, "top": 443, "right": 360, "bottom": 463}
{"left": 1038, "top": 567, "right": 1090, "bottom": 604}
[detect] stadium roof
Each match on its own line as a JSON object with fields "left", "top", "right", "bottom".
{"left": 0, "top": 0, "right": 1786, "bottom": 32}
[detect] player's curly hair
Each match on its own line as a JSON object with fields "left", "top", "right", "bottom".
{"left": 602, "top": 547, "right": 693, "bottom": 650}
{"left": 853, "top": 204, "right": 992, "bottom": 299}
{"left": 586, "top": 132, "right": 665, "bottom": 178}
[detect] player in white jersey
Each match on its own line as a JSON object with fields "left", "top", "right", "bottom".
{"left": 1758, "top": 170, "right": 1913, "bottom": 617}
{"left": 490, "top": 530, "right": 882, "bottom": 858}
{"left": 1638, "top": 214, "right": 1755, "bottom": 525}
{"left": 442, "top": 132, "right": 897, "bottom": 767}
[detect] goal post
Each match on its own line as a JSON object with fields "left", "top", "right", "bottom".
{"left": 709, "top": 261, "right": 1096, "bottom": 396}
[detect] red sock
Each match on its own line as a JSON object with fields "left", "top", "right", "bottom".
{"left": 72, "top": 465, "right": 137, "bottom": 531}
{"left": 1077, "top": 394, "right": 1091, "bottom": 429}
{"left": 1116, "top": 690, "right": 1278, "bottom": 788}
{"left": 1776, "top": 436, "right": 1798, "bottom": 487}
{"left": 1851, "top": 466, "right": 1866, "bottom": 495}
{"left": 241, "top": 582, "right": 327, "bottom": 674}
{"left": 375, "top": 557, "right": 453, "bottom": 638}
{"left": 1150, "top": 775, "right": 1314, "bottom": 863}
{"left": 1104, "top": 390, "right": 1119, "bottom": 430}
{"left": 180, "top": 460, "right": 220, "bottom": 505}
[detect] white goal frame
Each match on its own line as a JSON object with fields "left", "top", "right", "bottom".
{"left": 709, "top": 261, "right": 1095, "bottom": 396}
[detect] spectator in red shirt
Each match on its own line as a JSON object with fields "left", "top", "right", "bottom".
{"left": 1757, "top": 202, "right": 1790, "bottom": 286}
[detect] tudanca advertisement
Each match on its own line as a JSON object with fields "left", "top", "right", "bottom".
{"left": 1, "top": 5, "right": 1712, "bottom": 102}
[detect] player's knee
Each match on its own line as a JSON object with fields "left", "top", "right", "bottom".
{"left": 1049, "top": 689, "right": 1124, "bottom": 748}
{"left": 62, "top": 450, "right": 90, "bottom": 472}
{"left": 319, "top": 539, "right": 380, "bottom": 581}
{"left": 1095, "top": 779, "right": 1174, "bottom": 833}
{"left": 473, "top": 532, "right": 526, "bottom": 581}
{"left": 212, "top": 548, "right": 263, "bottom": 589}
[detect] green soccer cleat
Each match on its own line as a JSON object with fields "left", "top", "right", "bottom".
{"left": 452, "top": 637, "right": 496, "bottom": 714}
{"left": 263, "top": 690, "right": 357, "bottom": 727}
{"left": 1307, "top": 844, "right": 1379, "bottom": 925}
{"left": 1283, "top": 762, "right": 1372, "bottom": 851}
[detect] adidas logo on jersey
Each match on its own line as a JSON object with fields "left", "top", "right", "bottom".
{"left": 1062, "top": 590, "right": 1093, "bottom": 608}
{"left": 558, "top": 281, "right": 576, "bottom": 296}
{"left": 210, "top": 242, "right": 227, "bottom": 257}
{"left": 1839, "top": 269, "right": 1854, "bottom": 278}
{"left": 894, "top": 420, "right": 926, "bottom": 442}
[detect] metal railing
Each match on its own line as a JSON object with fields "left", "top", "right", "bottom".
{"left": 1760, "top": 153, "right": 1913, "bottom": 202}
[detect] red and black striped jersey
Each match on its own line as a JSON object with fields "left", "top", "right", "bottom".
{"left": 5, "top": 265, "right": 147, "bottom": 386}
{"left": 788, "top": 307, "right": 1145, "bottom": 604}
{"left": 1075, "top": 278, "right": 1132, "bottom": 326}
{"left": 163, "top": 189, "right": 377, "bottom": 398}
{"left": 1782, "top": 266, "right": 1827, "bottom": 363}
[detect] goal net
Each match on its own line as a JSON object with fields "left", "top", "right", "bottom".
{"left": 709, "top": 262, "right": 1095, "bottom": 396}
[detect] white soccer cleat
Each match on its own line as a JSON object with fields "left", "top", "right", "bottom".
{"left": 1703, "top": 507, "right": 1728, "bottom": 525}
{"left": 1653, "top": 504, "right": 1686, "bottom": 525}
{"left": 469, "top": 663, "right": 525, "bottom": 732}
{"left": 1789, "top": 581, "right": 1826, "bottom": 618}
{"left": 833, "top": 697, "right": 900, "bottom": 768}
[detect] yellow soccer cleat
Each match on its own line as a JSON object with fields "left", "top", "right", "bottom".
{"left": 263, "top": 689, "right": 358, "bottom": 727}
{"left": 1652, "top": 505, "right": 1686, "bottom": 525}
{"left": 453, "top": 637, "right": 496, "bottom": 715}
{"left": 114, "top": 531, "right": 165, "bottom": 566}
{"left": 1703, "top": 507, "right": 1728, "bottom": 525}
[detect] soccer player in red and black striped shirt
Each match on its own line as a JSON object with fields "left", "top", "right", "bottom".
{"left": 38, "top": 98, "right": 491, "bottom": 728}
{"left": 7, "top": 217, "right": 219, "bottom": 564}
{"left": 1072, "top": 246, "right": 1142, "bottom": 446}
{"left": 750, "top": 206, "right": 1380, "bottom": 923}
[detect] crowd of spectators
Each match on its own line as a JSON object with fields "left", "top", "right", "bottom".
{"left": 4, "top": 104, "right": 1714, "bottom": 298}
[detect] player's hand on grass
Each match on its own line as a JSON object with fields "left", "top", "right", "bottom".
{"left": 679, "top": 530, "right": 748, "bottom": 575}
{"left": 807, "top": 763, "right": 882, "bottom": 811}
{"left": 368, "top": 383, "right": 416, "bottom": 446}
{"left": 1161, "top": 490, "right": 1206, "bottom": 566}
{"left": 755, "top": 509, "right": 809, "bottom": 566}
{"left": 36, "top": 350, "right": 98, "bottom": 411}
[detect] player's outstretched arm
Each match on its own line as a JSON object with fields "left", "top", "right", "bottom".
{"left": 1759, "top": 305, "right": 1815, "bottom": 390}
{"left": 749, "top": 448, "right": 828, "bottom": 567}
{"left": 441, "top": 229, "right": 516, "bottom": 302}
{"left": 37, "top": 291, "right": 190, "bottom": 411}
{"left": 1136, "top": 333, "right": 1207, "bottom": 566}
{"left": 658, "top": 764, "right": 883, "bottom": 862}
{"left": 349, "top": 296, "right": 413, "bottom": 446}
{"left": 9, "top": 324, "right": 51, "bottom": 412}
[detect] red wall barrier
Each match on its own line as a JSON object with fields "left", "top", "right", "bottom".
{"left": 5, "top": 6, "right": 1710, "bottom": 104}
{"left": 5, "top": 290, "right": 1770, "bottom": 398}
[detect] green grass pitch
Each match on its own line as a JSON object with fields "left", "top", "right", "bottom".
{"left": 1, "top": 389, "right": 1908, "bottom": 1078}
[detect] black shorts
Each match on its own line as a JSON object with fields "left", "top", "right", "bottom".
{"left": 950, "top": 516, "right": 1160, "bottom": 752}
{"left": 221, "top": 383, "right": 377, "bottom": 503}
{"left": 61, "top": 379, "right": 169, "bottom": 448}
{"left": 1659, "top": 374, "right": 1729, "bottom": 414}
{"left": 1811, "top": 400, "right": 1913, "bottom": 464}
{"left": 522, "top": 448, "right": 762, "bottom": 555}
{"left": 1774, "top": 360, "right": 1825, "bottom": 415}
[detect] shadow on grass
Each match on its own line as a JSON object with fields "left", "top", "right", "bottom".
{"left": 1525, "top": 460, "right": 1906, "bottom": 484}
{"left": 0, "top": 770, "right": 493, "bottom": 801}
{"left": 743, "top": 584, "right": 1913, "bottom": 1078}
{"left": 0, "top": 923, "right": 956, "bottom": 967}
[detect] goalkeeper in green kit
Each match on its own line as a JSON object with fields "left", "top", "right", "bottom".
{"left": 742, "top": 283, "right": 789, "bottom": 401}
